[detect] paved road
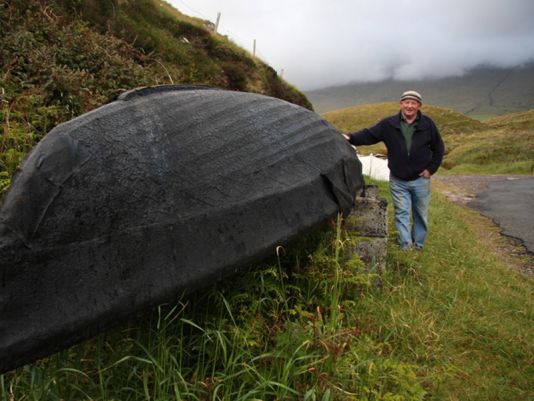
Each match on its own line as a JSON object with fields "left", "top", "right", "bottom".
{"left": 470, "top": 177, "right": 534, "bottom": 254}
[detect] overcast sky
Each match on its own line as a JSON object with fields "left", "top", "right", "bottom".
{"left": 168, "top": 0, "right": 534, "bottom": 90}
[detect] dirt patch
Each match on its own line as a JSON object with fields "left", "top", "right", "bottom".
{"left": 434, "top": 175, "right": 534, "bottom": 276}
{"left": 433, "top": 175, "right": 527, "bottom": 204}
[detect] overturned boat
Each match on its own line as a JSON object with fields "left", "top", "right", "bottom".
{"left": 0, "top": 85, "right": 363, "bottom": 373}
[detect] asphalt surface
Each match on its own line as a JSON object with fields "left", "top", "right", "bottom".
{"left": 470, "top": 177, "right": 534, "bottom": 254}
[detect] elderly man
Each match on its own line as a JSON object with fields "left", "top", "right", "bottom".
{"left": 344, "top": 91, "right": 444, "bottom": 251}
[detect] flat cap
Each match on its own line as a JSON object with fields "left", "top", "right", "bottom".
{"left": 400, "top": 90, "right": 422, "bottom": 103}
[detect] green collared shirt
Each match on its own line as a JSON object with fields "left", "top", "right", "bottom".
{"left": 400, "top": 112, "right": 420, "bottom": 155}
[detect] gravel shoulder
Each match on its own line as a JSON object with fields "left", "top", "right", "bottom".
{"left": 433, "top": 175, "right": 527, "bottom": 204}
{"left": 434, "top": 175, "right": 534, "bottom": 276}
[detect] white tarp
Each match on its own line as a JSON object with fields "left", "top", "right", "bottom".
{"left": 358, "top": 154, "right": 390, "bottom": 181}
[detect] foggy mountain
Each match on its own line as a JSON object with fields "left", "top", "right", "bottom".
{"left": 306, "top": 63, "right": 534, "bottom": 116}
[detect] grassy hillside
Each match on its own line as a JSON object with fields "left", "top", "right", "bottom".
{"left": 2, "top": 181, "right": 532, "bottom": 400}
{"left": 323, "top": 103, "right": 534, "bottom": 175}
{"left": 322, "top": 103, "right": 486, "bottom": 158}
{"left": 306, "top": 63, "right": 534, "bottom": 116}
{"left": 486, "top": 109, "right": 534, "bottom": 130}
{"left": 0, "top": 0, "right": 311, "bottom": 197}
{"left": 443, "top": 109, "right": 534, "bottom": 174}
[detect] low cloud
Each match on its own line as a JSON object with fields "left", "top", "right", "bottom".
{"left": 171, "top": 0, "right": 534, "bottom": 90}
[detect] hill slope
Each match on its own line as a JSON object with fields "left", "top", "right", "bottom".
{"left": 322, "top": 102, "right": 485, "bottom": 156}
{"left": 0, "top": 0, "right": 311, "bottom": 196}
{"left": 306, "top": 64, "right": 534, "bottom": 116}
{"left": 323, "top": 103, "right": 534, "bottom": 174}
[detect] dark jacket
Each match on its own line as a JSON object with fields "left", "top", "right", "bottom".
{"left": 348, "top": 112, "right": 444, "bottom": 181}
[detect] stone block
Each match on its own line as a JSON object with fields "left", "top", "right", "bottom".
{"left": 361, "top": 184, "right": 380, "bottom": 198}
{"left": 343, "top": 185, "right": 388, "bottom": 285}
{"left": 345, "top": 196, "right": 388, "bottom": 237}
{"left": 347, "top": 237, "right": 387, "bottom": 275}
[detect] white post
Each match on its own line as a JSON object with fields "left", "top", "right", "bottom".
{"left": 253, "top": 39, "right": 256, "bottom": 57}
{"left": 215, "top": 12, "right": 221, "bottom": 33}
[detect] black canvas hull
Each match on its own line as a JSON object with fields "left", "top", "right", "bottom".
{"left": 0, "top": 86, "right": 363, "bottom": 373}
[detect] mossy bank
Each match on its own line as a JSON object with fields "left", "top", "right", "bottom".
{"left": 0, "top": 0, "right": 312, "bottom": 197}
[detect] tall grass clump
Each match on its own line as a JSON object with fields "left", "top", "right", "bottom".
{"left": 3, "top": 215, "right": 426, "bottom": 400}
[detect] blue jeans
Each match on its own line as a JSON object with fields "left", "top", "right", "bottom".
{"left": 389, "top": 175, "right": 431, "bottom": 249}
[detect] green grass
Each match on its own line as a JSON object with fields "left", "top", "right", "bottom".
{"left": 469, "top": 114, "right": 499, "bottom": 122}
{"left": 442, "top": 126, "right": 534, "bottom": 174}
{"left": 444, "top": 160, "right": 534, "bottom": 175}
{"left": 323, "top": 103, "right": 534, "bottom": 175}
{"left": 323, "top": 102, "right": 486, "bottom": 157}
{"left": 2, "top": 181, "right": 532, "bottom": 400}
{"left": 361, "top": 182, "right": 533, "bottom": 399}
{"left": 486, "top": 109, "right": 534, "bottom": 130}
{"left": 0, "top": 0, "right": 312, "bottom": 199}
